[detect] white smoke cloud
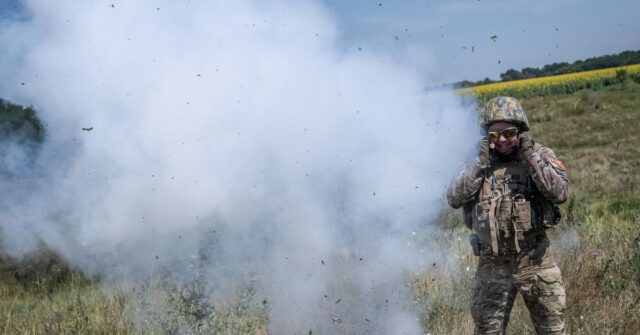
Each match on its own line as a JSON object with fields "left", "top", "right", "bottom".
{"left": 0, "top": 0, "right": 479, "bottom": 333}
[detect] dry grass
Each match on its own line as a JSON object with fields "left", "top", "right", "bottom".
{"left": 0, "top": 270, "right": 269, "bottom": 334}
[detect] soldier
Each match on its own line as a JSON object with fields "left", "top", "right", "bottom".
{"left": 447, "top": 96, "right": 569, "bottom": 334}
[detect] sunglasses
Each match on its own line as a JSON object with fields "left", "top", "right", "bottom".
{"left": 488, "top": 127, "right": 519, "bottom": 139}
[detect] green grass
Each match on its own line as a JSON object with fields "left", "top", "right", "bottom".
{"left": 1, "top": 83, "right": 639, "bottom": 334}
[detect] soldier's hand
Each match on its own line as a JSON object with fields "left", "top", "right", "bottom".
{"left": 479, "top": 137, "right": 491, "bottom": 167}
{"left": 519, "top": 131, "right": 535, "bottom": 158}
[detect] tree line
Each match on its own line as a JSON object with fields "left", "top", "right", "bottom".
{"left": 454, "top": 49, "right": 640, "bottom": 88}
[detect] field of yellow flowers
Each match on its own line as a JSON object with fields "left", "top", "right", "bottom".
{"left": 460, "top": 64, "right": 640, "bottom": 101}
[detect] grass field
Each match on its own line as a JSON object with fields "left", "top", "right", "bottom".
{"left": 1, "top": 82, "right": 639, "bottom": 334}
{"left": 421, "top": 81, "right": 640, "bottom": 334}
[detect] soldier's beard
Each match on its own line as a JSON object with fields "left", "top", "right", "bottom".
{"left": 497, "top": 150, "right": 522, "bottom": 161}
{"left": 494, "top": 136, "right": 521, "bottom": 156}
{"left": 494, "top": 145, "right": 516, "bottom": 156}
{"left": 498, "top": 148, "right": 515, "bottom": 155}
{"left": 493, "top": 144, "right": 518, "bottom": 158}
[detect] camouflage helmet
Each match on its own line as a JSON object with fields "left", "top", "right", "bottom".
{"left": 480, "top": 96, "right": 530, "bottom": 131}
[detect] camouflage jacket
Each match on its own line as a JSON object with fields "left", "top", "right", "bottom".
{"left": 447, "top": 143, "right": 569, "bottom": 209}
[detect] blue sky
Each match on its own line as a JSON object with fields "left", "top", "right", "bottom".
{"left": 322, "top": 0, "right": 640, "bottom": 83}
{"left": 2, "top": 0, "right": 638, "bottom": 83}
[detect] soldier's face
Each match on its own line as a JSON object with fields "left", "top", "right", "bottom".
{"left": 488, "top": 121, "right": 519, "bottom": 155}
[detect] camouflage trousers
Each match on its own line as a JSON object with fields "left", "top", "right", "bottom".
{"left": 471, "top": 253, "right": 566, "bottom": 335}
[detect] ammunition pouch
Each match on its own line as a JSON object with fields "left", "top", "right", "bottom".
{"left": 470, "top": 230, "right": 547, "bottom": 257}
{"left": 470, "top": 159, "right": 553, "bottom": 256}
{"left": 473, "top": 195, "right": 535, "bottom": 256}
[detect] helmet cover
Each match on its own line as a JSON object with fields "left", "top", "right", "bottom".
{"left": 480, "top": 96, "right": 529, "bottom": 131}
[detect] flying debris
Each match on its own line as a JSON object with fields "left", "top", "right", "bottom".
{"left": 82, "top": 127, "right": 94, "bottom": 131}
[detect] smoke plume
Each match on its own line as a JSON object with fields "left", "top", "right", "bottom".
{"left": 0, "top": 0, "right": 478, "bottom": 333}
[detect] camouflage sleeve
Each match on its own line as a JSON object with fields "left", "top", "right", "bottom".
{"left": 527, "top": 145, "right": 570, "bottom": 204}
{"left": 447, "top": 158, "right": 484, "bottom": 209}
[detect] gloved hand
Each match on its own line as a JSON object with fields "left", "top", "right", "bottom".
{"left": 519, "top": 131, "right": 535, "bottom": 158}
{"left": 479, "top": 137, "right": 491, "bottom": 167}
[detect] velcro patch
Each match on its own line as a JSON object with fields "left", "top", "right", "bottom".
{"left": 550, "top": 159, "right": 565, "bottom": 170}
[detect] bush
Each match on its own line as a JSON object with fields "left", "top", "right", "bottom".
{"left": 0, "top": 98, "right": 44, "bottom": 143}
{"left": 0, "top": 98, "right": 45, "bottom": 176}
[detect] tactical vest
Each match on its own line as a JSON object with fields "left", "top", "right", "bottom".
{"left": 470, "top": 153, "right": 560, "bottom": 256}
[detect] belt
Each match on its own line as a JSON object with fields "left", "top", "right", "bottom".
{"left": 477, "top": 230, "right": 545, "bottom": 257}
